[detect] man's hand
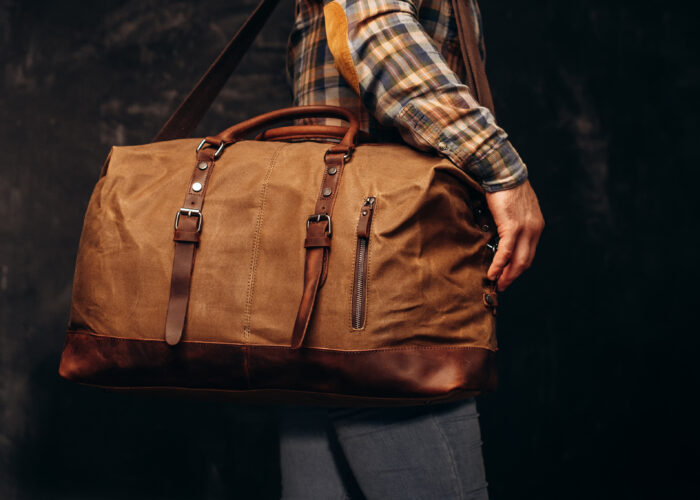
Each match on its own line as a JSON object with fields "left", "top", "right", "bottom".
{"left": 485, "top": 180, "right": 544, "bottom": 291}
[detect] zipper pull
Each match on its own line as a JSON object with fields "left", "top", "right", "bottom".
{"left": 356, "top": 197, "right": 376, "bottom": 238}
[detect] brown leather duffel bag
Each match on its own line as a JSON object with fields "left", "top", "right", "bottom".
{"left": 58, "top": 0, "right": 500, "bottom": 405}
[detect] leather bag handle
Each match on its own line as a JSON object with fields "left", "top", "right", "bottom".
{"left": 206, "top": 105, "right": 360, "bottom": 150}
{"left": 256, "top": 125, "right": 375, "bottom": 144}
{"left": 153, "top": 0, "right": 492, "bottom": 142}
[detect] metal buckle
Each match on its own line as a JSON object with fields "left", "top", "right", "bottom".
{"left": 196, "top": 139, "right": 226, "bottom": 159}
{"left": 174, "top": 208, "right": 203, "bottom": 232}
{"left": 306, "top": 213, "right": 332, "bottom": 236}
{"left": 486, "top": 239, "right": 499, "bottom": 254}
{"left": 324, "top": 148, "right": 351, "bottom": 162}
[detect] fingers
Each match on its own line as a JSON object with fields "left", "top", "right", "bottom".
{"left": 487, "top": 228, "right": 518, "bottom": 282}
{"left": 494, "top": 221, "right": 543, "bottom": 291}
{"left": 496, "top": 232, "right": 532, "bottom": 291}
{"left": 484, "top": 180, "right": 545, "bottom": 291}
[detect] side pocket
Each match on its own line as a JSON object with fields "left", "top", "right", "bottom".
{"left": 351, "top": 196, "right": 376, "bottom": 330}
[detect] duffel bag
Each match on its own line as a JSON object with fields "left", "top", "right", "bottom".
{"left": 58, "top": 0, "right": 500, "bottom": 405}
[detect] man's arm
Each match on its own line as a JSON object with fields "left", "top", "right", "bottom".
{"left": 323, "top": 0, "right": 544, "bottom": 289}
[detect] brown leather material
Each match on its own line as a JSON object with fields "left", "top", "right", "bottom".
{"left": 153, "top": 0, "right": 282, "bottom": 141}
{"left": 304, "top": 236, "right": 332, "bottom": 248}
{"left": 289, "top": 244, "right": 326, "bottom": 350}
{"left": 356, "top": 198, "right": 375, "bottom": 238}
{"left": 164, "top": 148, "right": 216, "bottom": 346}
{"left": 210, "top": 106, "right": 360, "bottom": 150}
{"left": 173, "top": 230, "right": 200, "bottom": 243}
{"left": 452, "top": 0, "right": 495, "bottom": 115}
{"left": 164, "top": 242, "right": 197, "bottom": 346}
{"left": 256, "top": 125, "right": 375, "bottom": 144}
{"left": 290, "top": 150, "right": 348, "bottom": 349}
{"left": 60, "top": 330, "right": 497, "bottom": 402}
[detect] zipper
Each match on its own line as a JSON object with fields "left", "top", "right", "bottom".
{"left": 351, "top": 197, "right": 376, "bottom": 330}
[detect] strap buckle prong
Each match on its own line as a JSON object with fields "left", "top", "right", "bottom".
{"left": 306, "top": 213, "right": 332, "bottom": 236}
{"left": 174, "top": 208, "right": 203, "bottom": 232}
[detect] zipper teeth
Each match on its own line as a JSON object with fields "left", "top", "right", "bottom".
{"left": 353, "top": 238, "right": 368, "bottom": 329}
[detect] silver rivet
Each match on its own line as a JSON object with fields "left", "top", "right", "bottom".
{"left": 198, "top": 162, "right": 208, "bottom": 170}
{"left": 192, "top": 182, "right": 203, "bottom": 192}
{"left": 481, "top": 224, "right": 490, "bottom": 232}
{"left": 327, "top": 166, "right": 337, "bottom": 175}
{"left": 322, "top": 187, "right": 332, "bottom": 197}
{"left": 438, "top": 141, "right": 448, "bottom": 152}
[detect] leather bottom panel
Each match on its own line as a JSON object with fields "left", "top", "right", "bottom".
{"left": 59, "top": 330, "right": 497, "bottom": 405}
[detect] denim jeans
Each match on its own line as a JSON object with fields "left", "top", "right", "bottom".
{"left": 278, "top": 398, "right": 488, "bottom": 499}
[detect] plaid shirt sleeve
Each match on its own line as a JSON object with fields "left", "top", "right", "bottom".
{"left": 321, "top": 0, "right": 527, "bottom": 192}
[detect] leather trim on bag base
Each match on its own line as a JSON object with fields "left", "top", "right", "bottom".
{"left": 59, "top": 330, "right": 497, "bottom": 406}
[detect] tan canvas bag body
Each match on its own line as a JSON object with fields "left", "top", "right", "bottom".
{"left": 59, "top": 0, "right": 501, "bottom": 405}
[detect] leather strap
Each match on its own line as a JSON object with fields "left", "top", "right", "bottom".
{"left": 290, "top": 149, "right": 349, "bottom": 349}
{"left": 209, "top": 105, "right": 359, "bottom": 150}
{"left": 451, "top": 0, "right": 495, "bottom": 116}
{"left": 153, "top": 0, "right": 281, "bottom": 142}
{"left": 164, "top": 149, "right": 216, "bottom": 345}
{"left": 256, "top": 125, "right": 374, "bottom": 144}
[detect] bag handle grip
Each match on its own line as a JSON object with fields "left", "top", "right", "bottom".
{"left": 203, "top": 105, "right": 360, "bottom": 154}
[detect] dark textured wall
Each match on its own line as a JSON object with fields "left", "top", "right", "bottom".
{"left": 1, "top": 0, "right": 697, "bottom": 499}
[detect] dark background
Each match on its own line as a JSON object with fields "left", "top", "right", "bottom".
{"left": 1, "top": 0, "right": 697, "bottom": 498}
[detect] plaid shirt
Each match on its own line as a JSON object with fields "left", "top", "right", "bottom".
{"left": 286, "top": 0, "right": 528, "bottom": 192}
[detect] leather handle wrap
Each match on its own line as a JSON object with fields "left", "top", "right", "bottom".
{"left": 256, "top": 125, "right": 375, "bottom": 144}
{"left": 207, "top": 105, "right": 360, "bottom": 149}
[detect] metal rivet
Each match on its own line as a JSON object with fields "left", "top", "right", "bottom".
{"left": 485, "top": 294, "right": 494, "bottom": 306}
{"left": 322, "top": 187, "right": 332, "bottom": 197}
{"left": 198, "top": 162, "right": 208, "bottom": 170}
{"left": 192, "top": 182, "right": 203, "bottom": 192}
{"left": 327, "top": 166, "right": 337, "bottom": 175}
{"left": 362, "top": 210, "right": 367, "bottom": 216}
{"left": 438, "top": 141, "right": 448, "bottom": 152}
{"left": 481, "top": 224, "right": 490, "bottom": 232}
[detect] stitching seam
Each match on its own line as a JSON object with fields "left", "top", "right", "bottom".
{"left": 65, "top": 330, "right": 497, "bottom": 353}
{"left": 242, "top": 143, "right": 288, "bottom": 340}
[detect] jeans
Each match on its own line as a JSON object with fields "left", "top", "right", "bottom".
{"left": 278, "top": 398, "right": 489, "bottom": 499}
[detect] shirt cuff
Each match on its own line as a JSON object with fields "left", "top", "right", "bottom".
{"left": 465, "top": 139, "right": 529, "bottom": 192}
{"left": 396, "top": 102, "right": 529, "bottom": 193}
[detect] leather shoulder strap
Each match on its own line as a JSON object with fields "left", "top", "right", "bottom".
{"left": 451, "top": 0, "right": 495, "bottom": 116}
{"left": 153, "top": 0, "right": 281, "bottom": 142}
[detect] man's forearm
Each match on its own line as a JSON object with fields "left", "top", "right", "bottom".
{"left": 323, "top": 0, "right": 528, "bottom": 192}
